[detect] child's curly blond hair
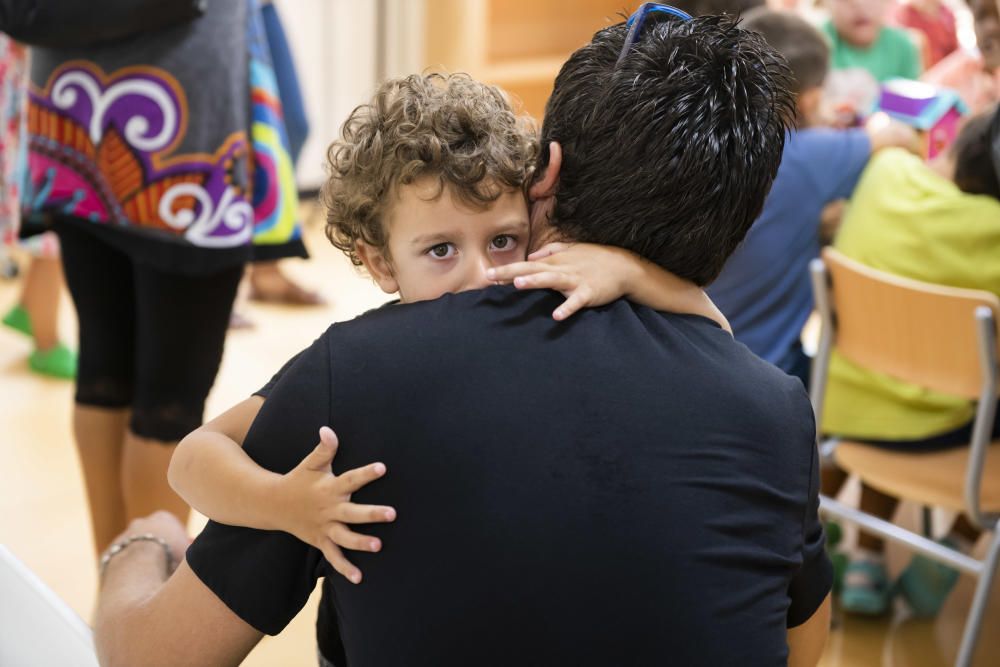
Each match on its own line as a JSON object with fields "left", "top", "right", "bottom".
{"left": 322, "top": 73, "right": 539, "bottom": 266}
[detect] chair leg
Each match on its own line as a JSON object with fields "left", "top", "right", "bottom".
{"left": 955, "top": 530, "right": 1000, "bottom": 667}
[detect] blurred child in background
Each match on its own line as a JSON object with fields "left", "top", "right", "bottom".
{"left": 824, "top": 0, "right": 923, "bottom": 80}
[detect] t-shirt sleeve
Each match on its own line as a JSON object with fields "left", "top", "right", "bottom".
{"left": 787, "top": 438, "right": 834, "bottom": 628}
{"left": 186, "top": 333, "right": 331, "bottom": 635}
{"left": 808, "top": 128, "right": 871, "bottom": 203}
{"left": 253, "top": 349, "right": 303, "bottom": 399}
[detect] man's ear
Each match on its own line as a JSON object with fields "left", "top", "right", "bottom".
{"left": 355, "top": 241, "right": 399, "bottom": 295}
{"left": 529, "top": 141, "right": 562, "bottom": 201}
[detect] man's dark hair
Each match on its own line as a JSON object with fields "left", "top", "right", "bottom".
{"left": 742, "top": 8, "right": 829, "bottom": 95}
{"left": 952, "top": 107, "right": 1000, "bottom": 201}
{"left": 670, "top": 0, "right": 765, "bottom": 17}
{"left": 538, "top": 15, "right": 795, "bottom": 285}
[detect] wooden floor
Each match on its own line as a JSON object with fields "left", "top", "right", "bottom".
{"left": 2, "top": 216, "right": 999, "bottom": 665}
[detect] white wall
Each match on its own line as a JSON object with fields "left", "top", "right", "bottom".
{"left": 273, "top": 0, "right": 380, "bottom": 189}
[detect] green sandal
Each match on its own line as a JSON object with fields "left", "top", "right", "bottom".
{"left": 29, "top": 342, "right": 77, "bottom": 379}
{"left": 841, "top": 558, "right": 893, "bottom": 616}
{"left": 897, "top": 539, "right": 961, "bottom": 617}
{"left": 2, "top": 304, "right": 32, "bottom": 337}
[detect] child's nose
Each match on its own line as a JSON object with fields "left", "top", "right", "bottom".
{"left": 464, "top": 254, "right": 494, "bottom": 291}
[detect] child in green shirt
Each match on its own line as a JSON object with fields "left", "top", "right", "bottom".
{"left": 824, "top": 0, "right": 923, "bottom": 81}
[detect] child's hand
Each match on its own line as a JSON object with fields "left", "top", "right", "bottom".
{"left": 276, "top": 426, "right": 396, "bottom": 584}
{"left": 487, "top": 242, "right": 732, "bottom": 333}
{"left": 486, "top": 242, "right": 638, "bottom": 320}
{"left": 864, "top": 112, "right": 920, "bottom": 154}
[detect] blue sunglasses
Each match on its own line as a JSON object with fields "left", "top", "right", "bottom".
{"left": 617, "top": 2, "right": 693, "bottom": 66}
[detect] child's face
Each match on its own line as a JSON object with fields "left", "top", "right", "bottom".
{"left": 974, "top": 0, "right": 1000, "bottom": 70}
{"left": 829, "top": 0, "right": 888, "bottom": 48}
{"left": 360, "top": 178, "right": 530, "bottom": 303}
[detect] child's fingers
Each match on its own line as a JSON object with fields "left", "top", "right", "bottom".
{"left": 553, "top": 290, "right": 592, "bottom": 321}
{"left": 334, "top": 503, "right": 397, "bottom": 524}
{"left": 527, "top": 242, "right": 572, "bottom": 261}
{"left": 320, "top": 539, "right": 362, "bottom": 584}
{"left": 298, "top": 432, "right": 339, "bottom": 472}
{"left": 512, "top": 271, "right": 577, "bottom": 293}
{"left": 336, "top": 462, "right": 387, "bottom": 493}
{"left": 319, "top": 426, "right": 339, "bottom": 449}
{"left": 485, "top": 261, "right": 555, "bottom": 283}
{"left": 329, "top": 524, "right": 382, "bottom": 553}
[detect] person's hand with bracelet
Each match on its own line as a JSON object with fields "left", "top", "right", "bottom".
{"left": 98, "top": 511, "right": 191, "bottom": 586}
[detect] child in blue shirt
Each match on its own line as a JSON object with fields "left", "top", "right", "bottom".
{"left": 708, "top": 8, "right": 916, "bottom": 386}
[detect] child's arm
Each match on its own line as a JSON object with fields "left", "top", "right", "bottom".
{"left": 486, "top": 242, "right": 732, "bottom": 333}
{"left": 169, "top": 399, "right": 395, "bottom": 584}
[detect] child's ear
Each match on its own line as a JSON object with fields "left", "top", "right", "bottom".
{"left": 356, "top": 241, "right": 399, "bottom": 295}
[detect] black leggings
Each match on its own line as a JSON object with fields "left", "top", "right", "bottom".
{"left": 56, "top": 221, "right": 244, "bottom": 442}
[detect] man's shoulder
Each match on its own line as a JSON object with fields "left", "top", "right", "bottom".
{"left": 324, "top": 286, "right": 558, "bottom": 340}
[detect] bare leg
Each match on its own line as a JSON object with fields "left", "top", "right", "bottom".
{"left": 857, "top": 483, "right": 899, "bottom": 553}
{"left": 73, "top": 405, "right": 129, "bottom": 556}
{"left": 20, "top": 255, "right": 63, "bottom": 351}
{"left": 121, "top": 430, "right": 190, "bottom": 526}
{"left": 248, "top": 260, "right": 324, "bottom": 305}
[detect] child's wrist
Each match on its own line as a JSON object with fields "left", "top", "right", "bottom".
{"left": 616, "top": 247, "right": 646, "bottom": 299}
{"left": 255, "top": 471, "right": 291, "bottom": 532}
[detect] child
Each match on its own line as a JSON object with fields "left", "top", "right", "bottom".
{"left": 824, "top": 0, "right": 923, "bottom": 81}
{"left": 893, "top": 0, "right": 959, "bottom": 68}
{"left": 168, "top": 72, "right": 730, "bottom": 585}
{"left": 0, "top": 35, "right": 77, "bottom": 379}
{"left": 707, "top": 8, "right": 916, "bottom": 387}
{"left": 822, "top": 108, "right": 1000, "bottom": 616}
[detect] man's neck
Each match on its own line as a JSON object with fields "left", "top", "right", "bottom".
{"left": 527, "top": 194, "right": 565, "bottom": 254}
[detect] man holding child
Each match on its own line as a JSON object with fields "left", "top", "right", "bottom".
{"left": 92, "top": 8, "right": 831, "bottom": 666}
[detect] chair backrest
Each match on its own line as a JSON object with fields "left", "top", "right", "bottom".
{"left": 820, "top": 247, "right": 1000, "bottom": 399}
{"left": 0, "top": 545, "right": 99, "bottom": 666}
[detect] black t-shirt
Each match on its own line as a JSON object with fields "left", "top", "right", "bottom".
{"left": 187, "top": 286, "right": 830, "bottom": 667}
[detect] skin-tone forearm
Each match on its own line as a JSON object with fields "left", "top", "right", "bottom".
{"left": 168, "top": 396, "right": 285, "bottom": 530}
{"left": 171, "top": 429, "right": 284, "bottom": 529}
{"left": 94, "top": 512, "right": 263, "bottom": 667}
{"left": 624, "top": 254, "right": 733, "bottom": 334}
{"left": 787, "top": 593, "right": 832, "bottom": 667}
{"left": 487, "top": 242, "right": 732, "bottom": 332}
{"left": 94, "top": 541, "right": 172, "bottom": 666}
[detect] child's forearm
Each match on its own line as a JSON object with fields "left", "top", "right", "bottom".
{"left": 168, "top": 396, "right": 287, "bottom": 530}
{"left": 170, "top": 428, "right": 284, "bottom": 530}
{"left": 625, "top": 256, "right": 732, "bottom": 333}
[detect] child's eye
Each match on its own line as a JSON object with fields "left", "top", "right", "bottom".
{"left": 427, "top": 243, "right": 456, "bottom": 259}
{"left": 489, "top": 235, "right": 518, "bottom": 252}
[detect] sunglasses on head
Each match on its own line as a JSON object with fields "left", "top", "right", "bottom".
{"left": 617, "top": 2, "right": 693, "bottom": 66}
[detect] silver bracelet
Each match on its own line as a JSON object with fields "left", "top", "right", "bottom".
{"left": 99, "top": 533, "right": 174, "bottom": 581}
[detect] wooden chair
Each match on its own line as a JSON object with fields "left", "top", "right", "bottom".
{"left": 809, "top": 247, "right": 1000, "bottom": 667}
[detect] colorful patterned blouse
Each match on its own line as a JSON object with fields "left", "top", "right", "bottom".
{"left": 23, "top": 0, "right": 304, "bottom": 274}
